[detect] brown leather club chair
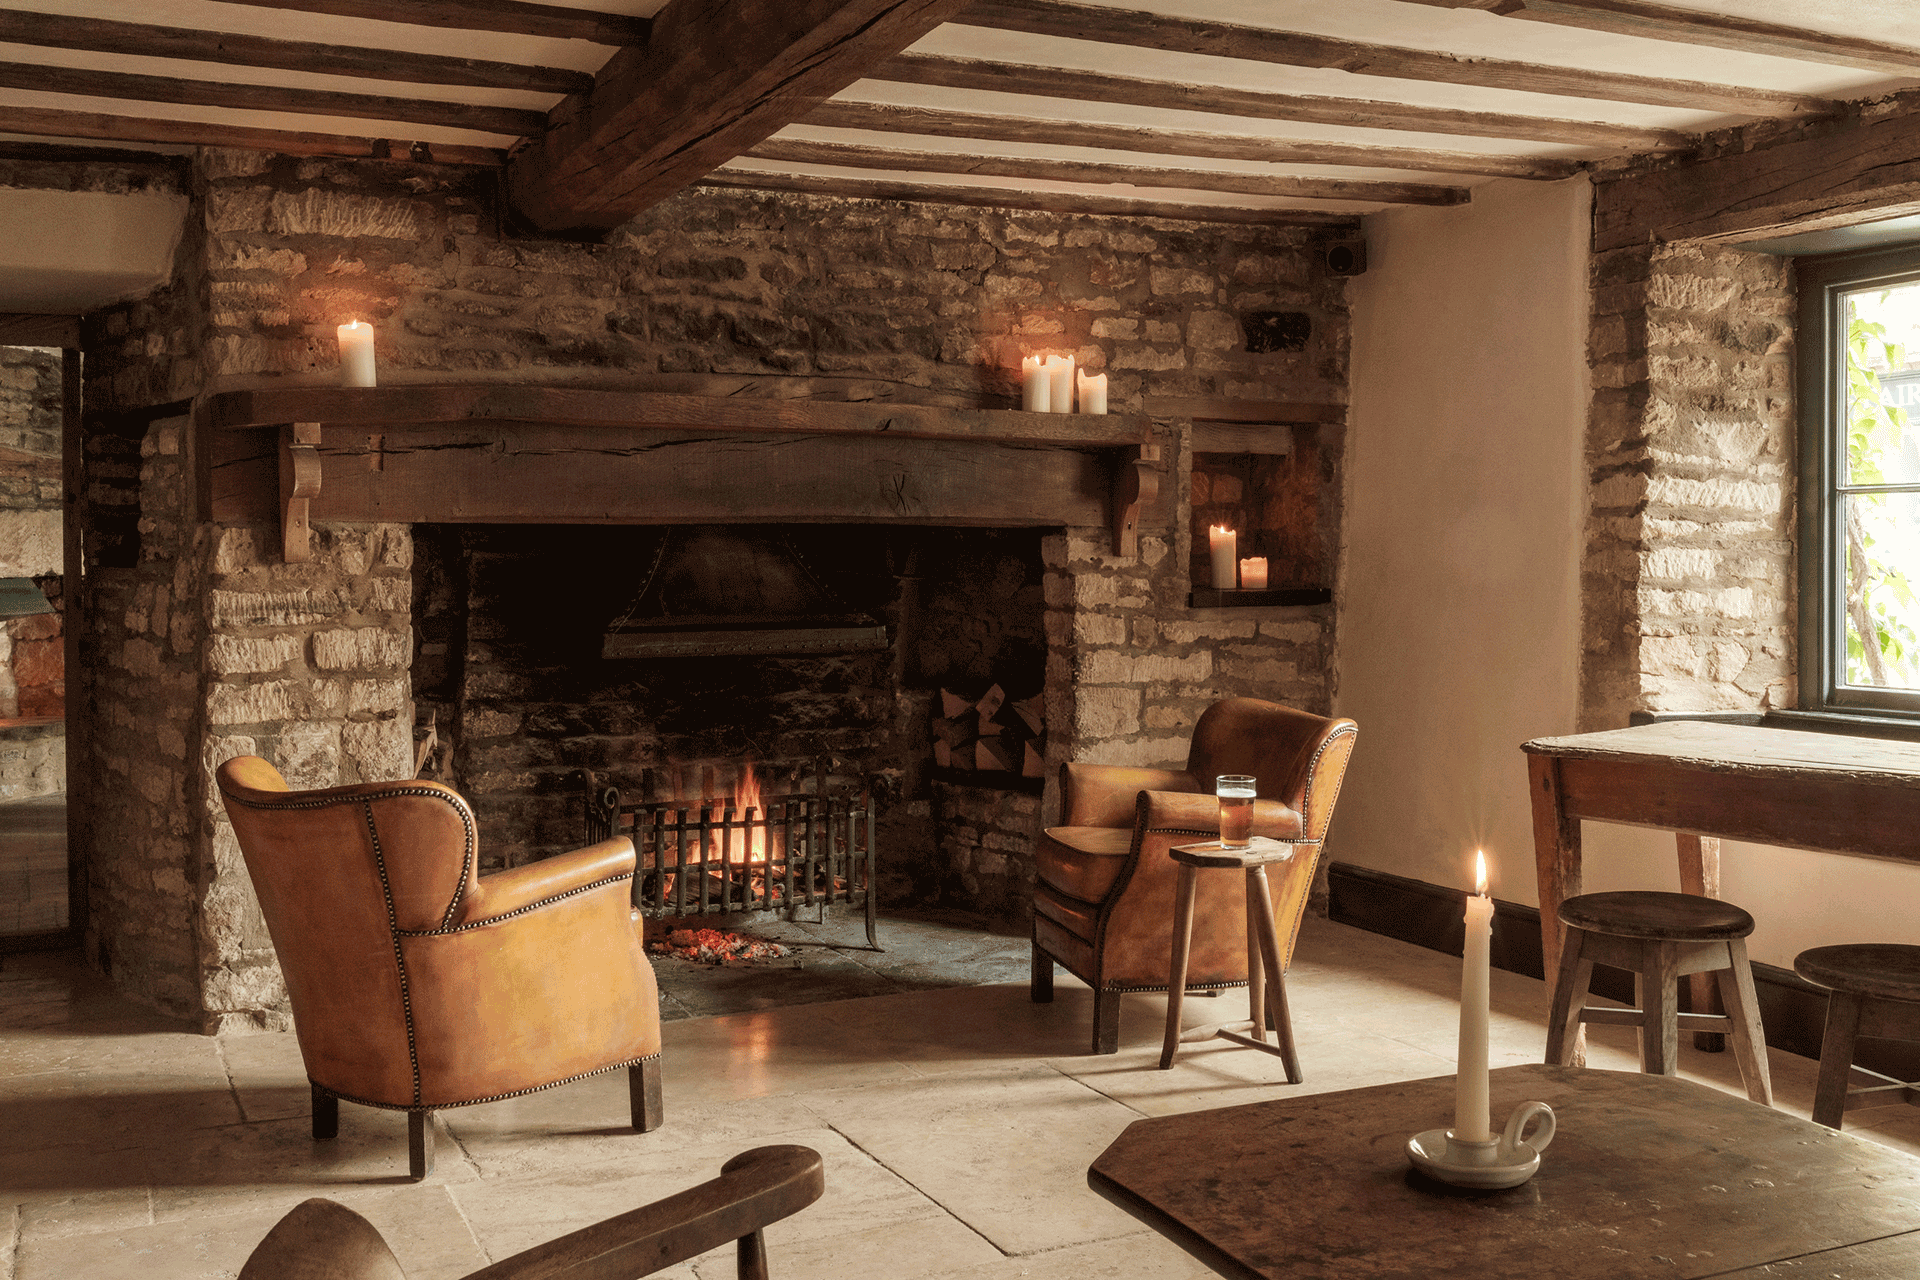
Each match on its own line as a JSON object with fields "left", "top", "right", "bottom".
{"left": 1030, "top": 697, "right": 1358, "bottom": 1054}
{"left": 216, "top": 755, "right": 663, "bottom": 1181}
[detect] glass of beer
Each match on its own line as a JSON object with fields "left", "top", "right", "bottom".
{"left": 1216, "top": 775, "right": 1256, "bottom": 848}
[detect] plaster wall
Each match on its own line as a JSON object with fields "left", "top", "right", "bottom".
{"left": 1339, "top": 177, "right": 1591, "bottom": 904}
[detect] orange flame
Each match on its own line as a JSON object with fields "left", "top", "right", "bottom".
{"left": 734, "top": 762, "right": 768, "bottom": 864}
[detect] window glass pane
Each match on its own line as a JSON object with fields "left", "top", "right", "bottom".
{"left": 1842, "top": 491, "right": 1920, "bottom": 691}
{"left": 1844, "top": 283, "right": 1920, "bottom": 488}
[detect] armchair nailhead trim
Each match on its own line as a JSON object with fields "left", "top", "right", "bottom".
{"left": 360, "top": 799, "right": 423, "bottom": 1107}
{"left": 397, "top": 871, "right": 635, "bottom": 936}
{"left": 311, "top": 1051, "right": 662, "bottom": 1113}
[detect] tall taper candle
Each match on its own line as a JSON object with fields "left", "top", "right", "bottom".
{"left": 1455, "top": 851, "right": 1494, "bottom": 1143}
{"left": 1021, "top": 355, "right": 1049, "bottom": 412}
{"left": 1207, "top": 525, "right": 1237, "bottom": 589}
{"left": 337, "top": 319, "right": 376, "bottom": 388}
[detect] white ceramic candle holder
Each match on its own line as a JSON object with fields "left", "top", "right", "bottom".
{"left": 1406, "top": 1101, "right": 1555, "bottom": 1189}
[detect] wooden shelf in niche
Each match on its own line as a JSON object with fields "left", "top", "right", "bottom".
{"left": 1189, "top": 587, "right": 1332, "bottom": 609}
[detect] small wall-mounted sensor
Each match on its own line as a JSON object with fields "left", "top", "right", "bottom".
{"left": 1324, "top": 239, "right": 1368, "bottom": 276}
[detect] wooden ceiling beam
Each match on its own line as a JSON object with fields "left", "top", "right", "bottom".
{"left": 806, "top": 99, "right": 1582, "bottom": 179}
{"left": 0, "top": 10, "right": 592, "bottom": 96}
{"left": 206, "top": 0, "right": 649, "bottom": 45}
{"left": 1399, "top": 0, "right": 1920, "bottom": 76}
{"left": 956, "top": 0, "right": 1835, "bottom": 118}
{"left": 506, "top": 0, "right": 980, "bottom": 233}
{"left": 700, "top": 168, "right": 1365, "bottom": 227}
{"left": 0, "top": 61, "right": 545, "bottom": 137}
{"left": 0, "top": 315, "right": 81, "bottom": 347}
{"left": 869, "top": 51, "right": 1696, "bottom": 151}
{"left": 0, "top": 104, "right": 503, "bottom": 167}
{"left": 745, "top": 136, "right": 1472, "bottom": 204}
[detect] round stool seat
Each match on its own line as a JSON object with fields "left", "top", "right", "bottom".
{"left": 1794, "top": 944, "right": 1920, "bottom": 1004}
{"left": 1558, "top": 890, "right": 1755, "bottom": 941}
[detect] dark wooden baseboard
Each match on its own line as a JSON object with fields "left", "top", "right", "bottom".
{"left": 1324, "top": 861, "right": 1914, "bottom": 1081}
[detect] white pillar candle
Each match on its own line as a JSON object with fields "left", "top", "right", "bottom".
{"left": 1239, "top": 557, "right": 1268, "bottom": 590}
{"left": 1455, "top": 851, "right": 1494, "bottom": 1143}
{"left": 1046, "top": 354, "right": 1074, "bottom": 413}
{"left": 337, "top": 320, "right": 376, "bottom": 388}
{"left": 1076, "top": 369, "right": 1108, "bottom": 415}
{"left": 1021, "top": 355, "right": 1049, "bottom": 412}
{"left": 1208, "top": 525, "right": 1237, "bottom": 590}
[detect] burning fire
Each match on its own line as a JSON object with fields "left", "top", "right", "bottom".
{"left": 732, "top": 762, "right": 770, "bottom": 864}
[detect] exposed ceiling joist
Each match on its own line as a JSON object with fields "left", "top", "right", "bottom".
{"left": 746, "top": 136, "right": 1473, "bottom": 204}
{"left": 0, "top": 60, "right": 546, "bottom": 137}
{"left": 955, "top": 0, "right": 1837, "bottom": 117}
{"left": 0, "top": 104, "right": 503, "bottom": 167}
{"left": 206, "top": 0, "right": 651, "bottom": 45}
{"left": 1398, "top": 0, "right": 1920, "bottom": 76}
{"left": 507, "top": 0, "right": 981, "bottom": 232}
{"left": 804, "top": 100, "right": 1584, "bottom": 180}
{"left": 0, "top": 10, "right": 593, "bottom": 96}
{"left": 868, "top": 51, "right": 1695, "bottom": 151}
{"left": 700, "top": 168, "right": 1364, "bottom": 226}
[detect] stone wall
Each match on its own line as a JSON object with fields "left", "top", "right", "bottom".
{"left": 0, "top": 347, "right": 66, "bottom": 720}
{"left": 1584, "top": 241, "right": 1796, "bottom": 727}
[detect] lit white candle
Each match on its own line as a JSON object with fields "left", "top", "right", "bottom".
{"left": 1076, "top": 368, "right": 1108, "bottom": 415}
{"left": 1046, "top": 354, "right": 1074, "bottom": 413}
{"left": 1021, "top": 355, "right": 1049, "bottom": 412}
{"left": 1208, "top": 525, "right": 1237, "bottom": 590}
{"left": 1455, "top": 851, "right": 1494, "bottom": 1143}
{"left": 337, "top": 319, "right": 376, "bottom": 388}
{"left": 1238, "top": 556, "right": 1268, "bottom": 590}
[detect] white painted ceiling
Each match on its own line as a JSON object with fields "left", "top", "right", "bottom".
{"left": 1, "top": 0, "right": 1918, "bottom": 309}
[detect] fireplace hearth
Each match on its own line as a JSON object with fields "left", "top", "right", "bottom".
{"left": 584, "top": 768, "right": 878, "bottom": 949}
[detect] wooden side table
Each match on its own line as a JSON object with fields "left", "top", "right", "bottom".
{"left": 1159, "top": 836, "right": 1316, "bottom": 1079}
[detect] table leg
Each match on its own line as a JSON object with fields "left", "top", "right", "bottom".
{"left": 1245, "top": 880, "right": 1268, "bottom": 1043}
{"left": 1160, "top": 863, "right": 1199, "bottom": 1071}
{"left": 1676, "top": 833, "right": 1727, "bottom": 1052}
{"left": 1528, "top": 753, "right": 1585, "bottom": 1065}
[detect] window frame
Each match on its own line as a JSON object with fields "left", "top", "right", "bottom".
{"left": 1797, "top": 243, "right": 1920, "bottom": 722}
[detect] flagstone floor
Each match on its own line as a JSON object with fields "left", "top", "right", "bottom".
{"left": 5, "top": 913, "right": 1918, "bottom": 1280}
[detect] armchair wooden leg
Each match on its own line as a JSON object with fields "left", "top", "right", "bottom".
{"left": 631, "top": 1058, "right": 664, "bottom": 1132}
{"left": 1031, "top": 938, "right": 1054, "bottom": 1004}
{"left": 1093, "top": 987, "right": 1121, "bottom": 1055}
{"left": 409, "top": 1111, "right": 435, "bottom": 1182}
{"left": 312, "top": 1085, "right": 338, "bottom": 1141}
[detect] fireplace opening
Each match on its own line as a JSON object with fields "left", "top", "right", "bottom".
{"left": 411, "top": 521, "right": 1052, "bottom": 922}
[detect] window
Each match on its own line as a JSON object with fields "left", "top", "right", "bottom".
{"left": 1799, "top": 247, "right": 1920, "bottom": 719}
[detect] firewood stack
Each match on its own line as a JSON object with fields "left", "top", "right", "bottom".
{"left": 932, "top": 684, "right": 1046, "bottom": 778}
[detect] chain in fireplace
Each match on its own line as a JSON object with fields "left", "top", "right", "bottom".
{"left": 583, "top": 769, "right": 879, "bottom": 951}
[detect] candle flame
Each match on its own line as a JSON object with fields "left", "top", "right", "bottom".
{"left": 1474, "top": 850, "right": 1488, "bottom": 897}
{"left": 1211, "top": 524, "right": 1233, "bottom": 535}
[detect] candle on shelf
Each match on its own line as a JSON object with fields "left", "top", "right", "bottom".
{"left": 1239, "top": 557, "right": 1268, "bottom": 590}
{"left": 1021, "top": 355, "right": 1050, "bottom": 412}
{"left": 1076, "top": 368, "right": 1108, "bottom": 415}
{"left": 1455, "top": 851, "right": 1494, "bottom": 1144}
{"left": 1208, "top": 525, "right": 1237, "bottom": 590}
{"left": 1045, "top": 354, "right": 1075, "bottom": 413}
{"left": 337, "top": 319, "right": 376, "bottom": 388}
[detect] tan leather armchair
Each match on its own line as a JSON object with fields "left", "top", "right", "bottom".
{"left": 216, "top": 755, "right": 663, "bottom": 1180}
{"left": 1030, "top": 697, "right": 1358, "bottom": 1053}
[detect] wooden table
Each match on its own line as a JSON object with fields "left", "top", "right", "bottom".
{"left": 1089, "top": 1064, "right": 1920, "bottom": 1279}
{"left": 1522, "top": 721, "right": 1920, "bottom": 1026}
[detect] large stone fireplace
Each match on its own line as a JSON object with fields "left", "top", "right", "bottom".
{"left": 71, "top": 153, "right": 1348, "bottom": 1030}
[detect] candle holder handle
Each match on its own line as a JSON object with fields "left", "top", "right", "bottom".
{"left": 1406, "top": 1102, "right": 1554, "bottom": 1190}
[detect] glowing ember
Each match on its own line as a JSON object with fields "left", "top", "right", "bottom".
{"left": 648, "top": 927, "right": 790, "bottom": 965}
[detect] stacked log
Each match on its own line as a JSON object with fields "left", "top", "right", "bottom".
{"left": 932, "top": 683, "right": 1045, "bottom": 778}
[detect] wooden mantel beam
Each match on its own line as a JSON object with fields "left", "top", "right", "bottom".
{"left": 506, "top": 0, "right": 980, "bottom": 233}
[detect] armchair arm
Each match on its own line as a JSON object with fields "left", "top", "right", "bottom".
{"left": 464, "top": 1144, "right": 826, "bottom": 1280}
{"left": 1062, "top": 763, "right": 1198, "bottom": 827}
{"left": 455, "top": 837, "right": 637, "bottom": 927}
{"left": 1139, "top": 790, "right": 1305, "bottom": 841}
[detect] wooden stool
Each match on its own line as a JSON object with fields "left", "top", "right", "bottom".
{"left": 1793, "top": 944, "right": 1920, "bottom": 1129}
{"left": 1545, "top": 890, "right": 1772, "bottom": 1105}
{"left": 1159, "top": 837, "right": 1311, "bottom": 1081}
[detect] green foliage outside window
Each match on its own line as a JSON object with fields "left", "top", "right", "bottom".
{"left": 1842, "top": 306, "right": 1919, "bottom": 688}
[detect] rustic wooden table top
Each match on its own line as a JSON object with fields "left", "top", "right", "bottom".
{"left": 1089, "top": 1064, "right": 1920, "bottom": 1280}
{"left": 1522, "top": 721, "right": 1920, "bottom": 786}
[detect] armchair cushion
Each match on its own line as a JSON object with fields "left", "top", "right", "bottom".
{"left": 1034, "top": 826, "right": 1134, "bottom": 903}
